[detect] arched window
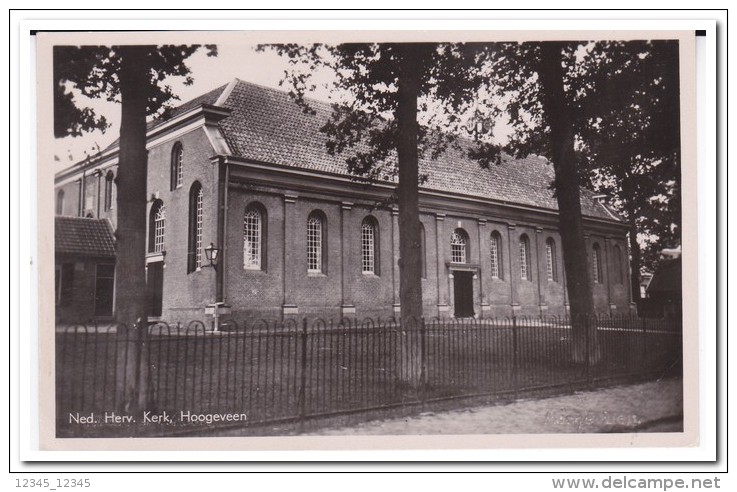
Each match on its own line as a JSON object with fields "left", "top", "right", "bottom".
{"left": 56, "top": 189, "right": 64, "bottom": 215}
{"left": 187, "top": 182, "right": 204, "bottom": 273}
{"left": 420, "top": 223, "right": 427, "bottom": 279}
{"left": 519, "top": 234, "right": 531, "bottom": 281}
{"left": 592, "top": 243, "right": 603, "bottom": 283}
{"left": 104, "top": 171, "right": 114, "bottom": 212}
{"left": 545, "top": 238, "right": 558, "bottom": 282}
{"left": 490, "top": 231, "right": 503, "bottom": 279}
{"left": 170, "top": 142, "right": 183, "bottom": 190}
{"left": 613, "top": 244, "right": 624, "bottom": 284}
{"left": 244, "top": 204, "right": 265, "bottom": 270}
{"left": 361, "top": 216, "right": 379, "bottom": 274}
{"left": 149, "top": 200, "right": 166, "bottom": 253}
{"left": 450, "top": 228, "right": 469, "bottom": 264}
{"left": 307, "top": 210, "right": 327, "bottom": 273}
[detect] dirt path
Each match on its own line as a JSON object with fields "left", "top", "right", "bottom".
{"left": 309, "top": 378, "right": 683, "bottom": 435}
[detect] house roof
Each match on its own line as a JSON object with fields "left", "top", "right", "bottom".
{"left": 98, "top": 78, "right": 620, "bottom": 222}
{"left": 646, "top": 258, "right": 681, "bottom": 294}
{"left": 214, "top": 79, "right": 617, "bottom": 221}
{"left": 55, "top": 216, "right": 116, "bottom": 258}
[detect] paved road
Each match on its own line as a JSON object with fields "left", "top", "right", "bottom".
{"left": 308, "top": 378, "right": 683, "bottom": 435}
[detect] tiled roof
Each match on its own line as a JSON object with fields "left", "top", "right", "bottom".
{"left": 213, "top": 79, "right": 617, "bottom": 221}
{"left": 103, "top": 84, "right": 229, "bottom": 152}
{"left": 55, "top": 217, "right": 116, "bottom": 258}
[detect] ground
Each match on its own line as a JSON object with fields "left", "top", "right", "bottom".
{"left": 306, "top": 377, "right": 683, "bottom": 435}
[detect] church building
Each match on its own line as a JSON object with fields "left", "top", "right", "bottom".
{"left": 54, "top": 78, "right": 635, "bottom": 324}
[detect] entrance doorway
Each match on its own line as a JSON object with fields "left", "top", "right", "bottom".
{"left": 147, "top": 261, "right": 164, "bottom": 317}
{"left": 453, "top": 271, "right": 475, "bottom": 318}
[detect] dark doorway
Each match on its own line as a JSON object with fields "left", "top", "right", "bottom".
{"left": 147, "top": 262, "right": 164, "bottom": 317}
{"left": 94, "top": 263, "right": 115, "bottom": 317}
{"left": 453, "top": 271, "right": 474, "bottom": 318}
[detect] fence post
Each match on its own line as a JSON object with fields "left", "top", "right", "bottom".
{"left": 420, "top": 318, "right": 427, "bottom": 388}
{"left": 298, "top": 317, "right": 308, "bottom": 424}
{"left": 512, "top": 316, "right": 518, "bottom": 400}
{"left": 641, "top": 315, "right": 648, "bottom": 375}
{"left": 585, "top": 315, "right": 591, "bottom": 388}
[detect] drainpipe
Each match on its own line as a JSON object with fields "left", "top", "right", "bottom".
{"left": 220, "top": 159, "right": 229, "bottom": 304}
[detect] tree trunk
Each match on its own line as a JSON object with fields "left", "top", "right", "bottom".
{"left": 394, "top": 43, "right": 425, "bottom": 386}
{"left": 115, "top": 46, "right": 151, "bottom": 412}
{"left": 537, "top": 42, "right": 599, "bottom": 364}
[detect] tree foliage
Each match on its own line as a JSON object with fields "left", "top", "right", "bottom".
{"left": 54, "top": 44, "right": 217, "bottom": 138}
{"left": 576, "top": 40, "right": 681, "bottom": 275}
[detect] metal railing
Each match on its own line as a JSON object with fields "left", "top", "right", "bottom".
{"left": 55, "top": 314, "right": 682, "bottom": 436}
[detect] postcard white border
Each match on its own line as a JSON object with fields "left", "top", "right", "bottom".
{"left": 13, "top": 13, "right": 720, "bottom": 466}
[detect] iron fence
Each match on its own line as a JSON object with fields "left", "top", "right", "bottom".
{"left": 55, "top": 315, "right": 682, "bottom": 437}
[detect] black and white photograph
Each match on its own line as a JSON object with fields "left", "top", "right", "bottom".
{"left": 36, "top": 28, "right": 697, "bottom": 450}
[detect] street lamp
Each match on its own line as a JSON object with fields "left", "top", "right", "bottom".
{"left": 461, "top": 111, "right": 492, "bottom": 141}
{"left": 204, "top": 242, "right": 220, "bottom": 269}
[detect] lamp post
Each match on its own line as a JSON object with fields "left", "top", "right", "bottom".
{"left": 202, "top": 243, "right": 230, "bottom": 332}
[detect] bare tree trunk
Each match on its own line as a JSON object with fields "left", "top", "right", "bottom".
{"left": 395, "top": 43, "right": 425, "bottom": 386}
{"left": 537, "top": 42, "right": 599, "bottom": 364}
{"left": 115, "top": 46, "right": 151, "bottom": 412}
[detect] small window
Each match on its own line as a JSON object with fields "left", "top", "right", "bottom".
{"left": 490, "top": 231, "right": 503, "bottom": 279}
{"left": 56, "top": 189, "right": 65, "bottom": 215}
{"left": 187, "top": 182, "right": 204, "bottom": 273}
{"left": 170, "top": 143, "right": 183, "bottom": 190}
{"left": 361, "top": 216, "right": 379, "bottom": 275}
{"left": 519, "top": 234, "right": 531, "bottom": 281}
{"left": 545, "top": 238, "right": 558, "bottom": 282}
{"left": 450, "top": 228, "right": 469, "bottom": 264}
{"left": 307, "top": 211, "right": 327, "bottom": 274}
{"left": 149, "top": 200, "right": 166, "bottom": 253}
{"left": 592, "top": 243, "right": 603, "bottom": 284}
{"left": 244, "top": 204, "right": 265, "bottom": 270}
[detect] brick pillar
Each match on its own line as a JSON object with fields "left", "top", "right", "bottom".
{"left": 340, "top": 201, "right": 355, "bottom": 317}
{"left": 282, "top": 194, "right": 298, "bottom": 317}
{"left": 507, "top": 223, "right": 520, "bottom": 314}
{"left": 478, "top": 218, "right": 490, "bottom": 317}
{"left": 535, "top": 227, "right": 548, "bottom": 316}
{"left": 391, "top": 208, "right": 401, "bottom": 315}
{"left": 435, "top": 213, "right": 449, "bottom": 317}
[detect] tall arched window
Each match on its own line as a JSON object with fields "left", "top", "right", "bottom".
{"left": 361, "top": 216, "right": 379, "bottom": 274}
{"left": 592, "top": 243, "right": 603, "bottom": 283}
{"left": 450, "top": 228, "right": 469, "bottom": 264}
{"left": 170, "top": 142, "right": 183, "bottom": 190}
{"left": 104, "top": 171, "right": 114, "bottom": 212}
{"left": 519, "top": 234, "right": 531, "bottom": 280}
{"left": 187, "top": 182, "right": 204, "bottom": 273}
{"left": 613, "top": 244, "right": 624, "bottom": 284}
{"left": 307, "top": 210, "right": 327, "bottom": 273}
{"left": 243, "top": 204, "right": 265, "bottom": 270}
{"left": 490, "top": 231, "right": 503, "bottom": 279}
{"left": 545, "top": 238, "right": 558, "bottom": 282}
{"left": 56, "top": 189, "right": 64, "bottom": 215}
{"left": 149, "top": 200, "right": 166, "bottom": 253}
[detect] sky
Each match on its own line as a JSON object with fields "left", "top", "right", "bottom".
{"left": 54, "top": 42, "right": 341, "bottom": 169}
